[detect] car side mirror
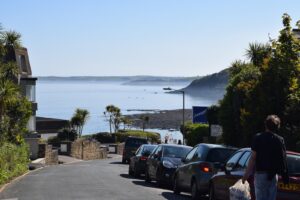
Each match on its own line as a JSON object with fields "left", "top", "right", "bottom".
{"left": 154, "top": 154, "right": 159, "bottom": 159}
{"left": 181, "top": 158, "right": 186, "bottom": 163}
{"left": 225, "top": 165, "right": 233, "bottom": 174}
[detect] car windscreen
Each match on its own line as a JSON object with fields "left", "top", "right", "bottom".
{"left": 142, "top": 145, "right": 156, "bottom": 154}
{"left": 125, "top": 139, "right": 147, "bottom": 147}
{"left": 163, "top": 146, "right": 192, "bottom": 158}
{"left": 206, "top": 148, "right": 236, "bottom": 163}
{"left": 287, "top": 154, "right": 300, "bottom": 176}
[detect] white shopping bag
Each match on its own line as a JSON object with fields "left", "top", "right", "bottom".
{"left": 229, "top": 179, "right": 251, "bottom": 200}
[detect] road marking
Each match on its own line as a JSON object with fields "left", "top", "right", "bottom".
{"left": 1, "top": 198, "right": 18, "bottom": 200}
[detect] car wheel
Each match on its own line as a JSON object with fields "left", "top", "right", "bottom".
{"left": 145, "top": 168, "right": 151, "bottom": 183}
{"left": 156, "top": 169, "right": 163, "bottom": 187}
{"left": 191, "top": 180, "right": 200, "bottom": 200}
{"left": 133, "top": 165, "right": 140, "bottom": 178}
{"left": 173, "top": 175, "right": 181, "bottom": 195}
{"left": 209, "top": 183, "right": 216, "bottom": 200}
{"left": 128, "top": 164, "right": 133, "bottom": 176}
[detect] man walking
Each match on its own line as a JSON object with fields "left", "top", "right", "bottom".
{"left": 242, "top": 115, "right": 289, "bottom": 200}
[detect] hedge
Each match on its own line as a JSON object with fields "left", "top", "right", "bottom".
{"left": 0, "top": 142, "right": 30, "bottom": 185}
{"left": 185, "top": 123, "right": 210, "bottom": 146}
{"left": 115, "top": 130, "right": 161, "bottom": 143}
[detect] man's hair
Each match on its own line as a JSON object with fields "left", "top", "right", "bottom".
{"left": 265, "top": 115, "right": 281, "bottom": 132}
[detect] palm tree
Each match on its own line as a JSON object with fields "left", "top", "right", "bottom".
{"left": 140, "top": 115, "right": 149, "bottom": 132}
{"left": 71, "top": 108, "right": 89, "bottom": 138}
{"left": 245, "top": 43, "right": 271, "bottom": 67}
{"left": 104, "top": 105, "right": 121, "bottom": 133}
{"left": 0, "top": 80, "right": 18, "bottom": 120}
{"left": 0, "top": 62, "right": 19, "bottom": 83}
{"left": 1, "top": 30, "right": 22, "bottom": 62}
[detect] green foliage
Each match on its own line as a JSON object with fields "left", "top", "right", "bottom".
{"left": 0, "top": 142, "right": 29, "bottom": 185}
{"left": 91, "top": 133, "right": 115, "bottom": 143}
{"left": 219, "top": 13, "right": 300, "bottom": 149}
{"left": 184, "top": 122, "right": 209, "bottom": 146}
{"left": 104, "top": 105, "right": 121, "bottom": 133}
{"left": 70, "top": 108, "right": 89, "bottom": 138}
{"left": 115, "top": 130, "right": 160, "bottom": 143}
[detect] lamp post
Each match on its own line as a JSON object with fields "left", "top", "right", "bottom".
{"left": 163, "top": 88, "right": 185, "bottom": 144}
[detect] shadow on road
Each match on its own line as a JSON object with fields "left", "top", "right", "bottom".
{"left": 132, "top": 180, "right": 159, "bottom": 189}
{"left": 161, "top": 192, "right": 191, "bottom": 200}
{"left": 119, "top": 173, "right": 140, "bottom": 180}
{"left": 109, "top": 161, "right": 126, "bottom": 165}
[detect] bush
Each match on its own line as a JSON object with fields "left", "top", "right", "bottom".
{"left": 115, "top": 130, "right": 160, "bottom": 143}
{"left": 92, "top": 133, "right": 115, "bottom": 143}
{"left": 185, "top": 123, "right": 210, "bottom": 146}
{"left": 0, "top": 142, "right": 29, "bottom": 185}
{"left": 57, "top": 128, "right": 78, "bottom": 141}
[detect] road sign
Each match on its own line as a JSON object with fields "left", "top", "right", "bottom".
{"left": 211, "top": 124, "right": 223, "bottom": 137}
{"left": 192, "top": 106, "right": 208, "bottom": 124}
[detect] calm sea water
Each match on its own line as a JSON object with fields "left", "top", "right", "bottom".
{"left": 36, "top": 81, "right": 218, "bottom": 141}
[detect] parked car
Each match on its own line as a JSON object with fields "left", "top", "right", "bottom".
{"left": 209, "top": 148, "right": 300, "bottom": 200}
{"left": 173, "top": 143, "right": 237, "bottom": 200}
{"left": 128, "top": 144, "right": 158, "bottom": 177}
{"left": 122, "top": 137, "right": 148, "bottom": 164}
{"left": 145, "top": 144, "right": 192, "bottom": 187}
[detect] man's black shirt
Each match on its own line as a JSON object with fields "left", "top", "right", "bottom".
{"left": 251, "top": 131, "right": 289, "bottom": 183}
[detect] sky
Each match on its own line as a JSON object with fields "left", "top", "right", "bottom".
{"left": 1, "top": 0, "right": 300, "bottom": 77}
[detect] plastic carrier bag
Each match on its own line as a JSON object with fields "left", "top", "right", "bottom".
{"left": 229, "top": 179, "right": 251, "bottom": 200}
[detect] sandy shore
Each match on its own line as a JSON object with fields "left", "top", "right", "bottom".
{"left": 126, "top": 109, "right": 192, "bottom": 130}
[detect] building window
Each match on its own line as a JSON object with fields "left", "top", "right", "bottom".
{"left": 19, "top": 55, "right": 28, "bottom": 73}
{"left": 25, "top": 84, "right": 36, "bottom": 102}
{"left": 27, "top": 116, "right": 36, "bottom": 132}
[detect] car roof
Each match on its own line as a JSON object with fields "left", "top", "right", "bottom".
{"left": 235, "top": 148, "right": 300, "bottom": 156}
{"left": 197, "top": 143, "right": 237, "bottom": 149}
{"left": 141, "top": 144, "right": 157, "bottom": 147}
{"left": 159, "top": 144, "right": 192, "bottom": 148}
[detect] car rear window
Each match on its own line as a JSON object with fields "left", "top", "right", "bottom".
{"left": 125, "top": 139, "right": 147, "bottom": 147}
{"left": 163, "top": 146, "right": 192, "bottom": 158}
{"left": 287, "top": 154, "right": 300, "bottom": 176}
{"left": 206, "top": 148, "right": 236, "bottom": 163}
{"left": 142, "top": 145, "right": 156, "bottom": 154}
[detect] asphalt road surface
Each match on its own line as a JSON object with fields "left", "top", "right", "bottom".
{"left": 0, "top": 156, "right": 197, "bottom": 200}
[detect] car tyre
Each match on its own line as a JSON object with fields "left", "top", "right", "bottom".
{"left": 209, "top": 183, "right": 216, "bottom": 200}
{"left": 145, "top": 168, "right": 151, "bottom": 183}
{"left": 128, "top": 164, "right": 133, "bottom": 176}
{"left": 173, "top": 175, "right": 181, "bottom": 195}
{"left": 191, "top": 180, "right": 200, "bottom": 200}
{"left": 133, "top": 165, "right": 140, "bottom": 178}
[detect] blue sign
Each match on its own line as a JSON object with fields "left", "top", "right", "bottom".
{"left": 192, "top": 106, "right": 208, "bottom": 124}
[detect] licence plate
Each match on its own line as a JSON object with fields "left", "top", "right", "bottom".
{"left": 278, "top": 183, "right": 300, "bottom": 191}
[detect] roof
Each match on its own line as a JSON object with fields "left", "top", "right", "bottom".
{"left": 36, "top": 116, "right": 69, "bottom": 134}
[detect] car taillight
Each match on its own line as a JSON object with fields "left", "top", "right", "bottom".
{"left": 140, "top": 156, "right": 148, "bottom": 161}
{"left": 199, "top": 162, "right": 212, "bottom": 173}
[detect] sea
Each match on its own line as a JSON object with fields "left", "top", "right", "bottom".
{"left": 36, "top": 80, "right": 219, "bottom": 142}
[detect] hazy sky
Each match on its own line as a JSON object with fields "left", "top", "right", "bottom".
{"left": 1, "top": 0, "right": 300, "bottom": 76}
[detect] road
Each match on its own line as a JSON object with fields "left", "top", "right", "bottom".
{"left": 0, "top": 156, "right": 193, "bottom": 200}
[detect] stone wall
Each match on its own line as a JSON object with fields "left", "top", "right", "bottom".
{"left": 117, "top": 143, "right": 125, "bottom": 155}
{"left": 71, "top": 139, "right": 107, "bottom": 160}
{"left": 45, "top": 145, "right": 58, "bottom": 165}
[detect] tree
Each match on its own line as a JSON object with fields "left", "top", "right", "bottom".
{"left": 120, "top": 116, "right": 132, "bottom": 130}
{"left": 70, "top": 108, "right": 89, "bottom": 138}
{"left": 104, "top": 105, "right": 121, "bottom": 133}
{"left": 0, "top": 27, "right": 31, "bottom": 144}
{"left": 139, "top": 115, "right": 149, "bottom": 132}
{"left": 219, "top": 13, "right": 300, "bottom": 149}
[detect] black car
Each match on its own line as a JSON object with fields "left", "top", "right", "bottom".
{"left": 209, "top": 148, "right": 300, "bottom": 200}
{"left": 145, "top": 144, "right": 192, "bottom": 187}
{"left": 122, "top": 137, "right": 148, "bottom": 163}
{"left": 129, "top": 144, "right": 158, "bottom": 177}
{"left": 173, "top": 143, "right": 237, "bottom": 200}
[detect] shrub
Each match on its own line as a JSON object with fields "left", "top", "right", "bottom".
{"left": 115, "top": 130, "right": 160, "bottom": 143}
{"left": 185, "top": 123, "right": 210, "bottom": 146}
{"left": 0, "top": 142, "right": 29, "bottom": 185}
{"left": 92, "top": 133, "right": 115, "bottom": 143}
